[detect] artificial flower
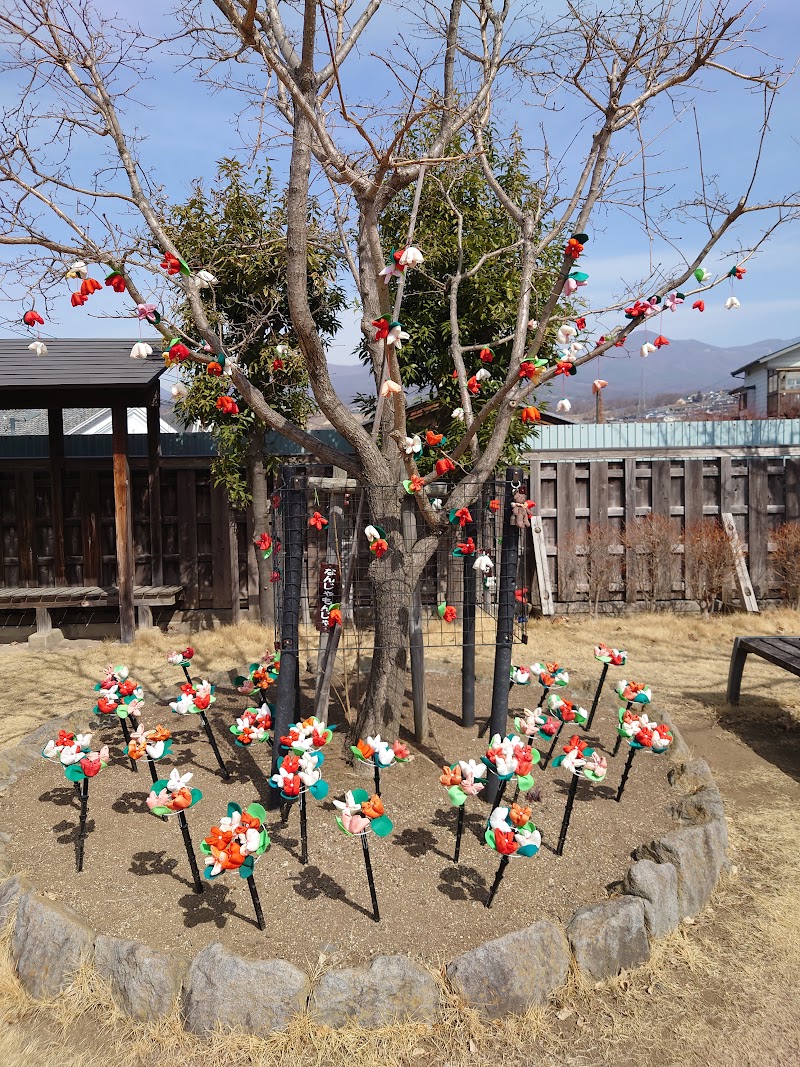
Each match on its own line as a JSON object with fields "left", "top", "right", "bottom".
{"left": 28, "top": 341, "right": 48, "bottom": 357}
{"left": 130, "top": 342, "right": 152, "bottom": 359}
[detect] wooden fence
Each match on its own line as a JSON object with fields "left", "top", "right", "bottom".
{"left": 528, "top": 455, "right": 800, "bottom": 609}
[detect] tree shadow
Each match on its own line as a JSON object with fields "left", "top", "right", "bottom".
{"left": 176, "top": 882, "right": 241, "bottom": 930}
{"left": 129, "top": 848, "right": 184, "bottom": 883}
{"left": 695, "top": 689, "right": 800, "bottom": 783}
{"left": 392, "top": 826, "right": 450, "bottom": 861}
{"left": 287, "top": 863, "right": 375, "bottom": 920}
{"left": 112, "top": 789, "right": 151, "bottom": 815}
{"left": 54, "top": 816, "right": 95, "bottom": 845}
{"left": 437, "top": 864, "right": 488, "bottom": 902}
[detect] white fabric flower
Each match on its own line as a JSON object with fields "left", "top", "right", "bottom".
{"left": 66, "top": 260, "right": 88, "bottom": 279}
{"left": 167, "top": 768, "right": 192, "bottom": 792}
{"left": 725, "top": 296, "right": 740, "bottom": 310}
{"left": 400, "top": 434, "right": 422, "bottom": 455}
{"left": 640, "top": 342, "right": 656, "bottom": 358}
{"left": 386, "top": 324, "right": 410, "bottom": 348}
{"left": 196, "top": 270, "right": 217, "bottom": 288}
{"left": 130, "top": 342, "right": 152, "bottom": 359}
{"left": 171, "top": 383, "right": 188, "bottom": 401}
{"left": 489, "top": 806, "right": 512, "bottom": 832}
{"left": 28, "top": 341, "right": 48, "bottom": 357}
{"left": 556, "top": 399, "right": 571, "bottom": 413}
{"left": 452, "top": 407, "right": 465, "bottom": 421}
{"left": 398, "top": 246, "right": 424, "bottom": 267}
{"left": 475, "top": 368, "right": 491, "bottom": 382}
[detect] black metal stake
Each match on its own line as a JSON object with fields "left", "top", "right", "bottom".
{"left": 556, "top": 774, "right": 580, "bottom": 856}
{"left": 361, "top": 834, "right": 380, "bottom": 922}
{"left": 453, "top": 804, "right": 466, "bottom": 863}
{"left": 461, "top": 518, "right": 477, "bottom": 729}
{"left": 540, "top": 721, "right": 563, "bottom": 769}
{"left": 373, "top": 763, "right": 381, "bottom": 798}
{"left": 145, "top": 756, "right": 159, "bottom": 785}
{"left": 615, "top": 747, "right": 636, "bottom": 802}
{"left": 586, "top": 662, "right": 609, "bottom": 731}
{"left": 536, "top": 687, "right": 547, "bottom": 709}
{"left": 612, "top": 733, "right": 622, "bottom": 758}
{"left": 75, "top": 777, "right": 89, "bottom": 873}
{"left": 486, "top": 466, "right": 525, "bottom": 800}
{"left": 119, "top": 717, "right": 138, "bottom": 773}
{"left": 182, "top": 664, "right": 194, "bottom": 688}
{"left": 299, "top": 789, "right": 308, "bottom": 865}
{"left": 494, "top": 776, "right": 509, "bottom": 809}
{"left": 247, "top": 874, "right": 265, "bottom": 930}
{"left": 199, "top": 711, "right": 230, "bottom": 780}
{"left": 177, "top": 810, "right": 204, "bottom": 893}
{"left": 485, "top": 855, "right": 510, "bottom": 908}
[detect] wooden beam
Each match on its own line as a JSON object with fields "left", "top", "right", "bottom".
{"left": 624, "top": 458, "right": 637, "bottom": 605}
{"left": 683, "top": 459, "right": 704, "bottom": 600}
{"left": 722, "top": 511, "right": 759, "bottom": 613}
{"left": 556, "top": 462, "right": 576, "bottom": 602}
{"left": 15, "top": 471, "right": 34, "bottom": 586}
{"left": 147, "top": 396, "right": 163, "bottom": 586}
{"left": 589, "top": 460, "right": 609, "bottom": 528}
{"left": 530, "top": 516, "right": 554, "bottom": 616}
{"left": 177, "top": 471, "right": 199, "bottom": 609}
{"left": 48, "top": 408, "right": 66, "bottom": 584}
{"left": 210, "top": 482, "right": 232, "bottom": 611}
{"left": 785, "top": 458, "right": 800, "bottom": 521}
{"left": 747, "top": 458, "right": 768, "bottom": 599}
{"left": 112, "top": 405, "right": 136, "bottom": 643}
{"left": 228, "top": 515, "right": 241, "bottom": 625}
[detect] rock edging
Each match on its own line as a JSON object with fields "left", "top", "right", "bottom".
{"left": 0, "top": 711, "right": 728, "bottom": 1029}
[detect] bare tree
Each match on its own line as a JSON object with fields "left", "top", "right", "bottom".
{"left": 684, "top": 519, "right": 735, "bottom": 613}
{"left": 1, "top": 0, "right": 798, "bottom": 736}
{"left": 770, "top": 522, "right": 800, "bottom": 609}
{"left": 569, "top": 524, "right": 621, "bottom": 616}
{"left": 625, "top": 514, "right": 677, "bottom": 609}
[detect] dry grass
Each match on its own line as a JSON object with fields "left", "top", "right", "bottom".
{"left": 1, "top": 612, "right": 800, "bottom": 1064}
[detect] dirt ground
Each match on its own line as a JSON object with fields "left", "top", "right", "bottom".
{"left": 0, "top": 612, "right": 799, "bottom": 1066}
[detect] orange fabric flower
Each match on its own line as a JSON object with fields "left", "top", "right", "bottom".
{"left": 439, "top": 765, "right": 462, "bottom": 787}
{"left": 489, "top": 499, "right": 500, "bottom": 512}
{"left": 207, "top": 361, "right": 222, "bottom": 376}
{"left": 328, "top": 608, "right": 343, "bottom": 629}
{"left": 509, "top": 803, "right": 532, "bottom": 827}
{"left": 565, "top": 237, "right": 584, "bottom": 259}
{"left": 443, "top": 605, "right": 457, "bottom": 623}
{"left": 479, "top": 348, "right": 493, "bottom": 362}
{"left": 308, "top": 511, "right": 328, "bottom": 531}
{"left": 435, "top": 457, "right": 456, "bottom": 476}
{"left": 425, "top": 430, "right": 443, "bottom": 446}
{"left": 216, "top": 396, "right": 239, "bottom": 415}
{"left": 80, "top": 277, "right": 102, "bottom": 296}
{"left": 520, "top": 406, "right": 541, "bottom": 424}
{"left": 356, "top": 738, "right": 375, "bottom": 760}
{"left": 361, "top": 794, "right": 384, "bottom": 819}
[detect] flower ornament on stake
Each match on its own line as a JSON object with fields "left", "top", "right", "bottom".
{"left": 483, "top": 804, "right": 541, "bottom": 908}
{"left": 229, "top": 705, "right": 273, "bottom": 747}
{"left": 234, "top": 651, "right": 281, "bottom": 706}
{"left": 530, "top": 661, "right": 569, "bottom": 707}
{"left": 271, "top": 747, "right": 329, "bottom": 865}
{"left": 169, "top": 680, "right": 230, "bottom": 781}
{"left": 551, "top": 735, "right": 608, "bottom": 855}
{"left": 200, "top": 802, "right": 270, "bottom": 929}
{"left": 481, "top": 733, "right": 540, "bottom": 808}
{"left": 351, "top": 736, "right": 410, "bottom": 797}
{"left": 124, "top": 722, "right": 173, "bottom": 786}
{"left": 439, "top": 759, "right": 487, "bottom": 862}
{"left": 540, "top": 695, "right": 589, "bottom": 768}
{"left": 614, "top": 711, "right": 673, "bottom": 802}
{"left": 612, "top": 681, "right": 652, "bottom": 755}
{"left": 93, "top": 664, "right": 143, "bottom": 772}
{"left": 42, "top": 731, "right": 109, "bottom": 872}
{"left": 587, "top": 643, "right": 629, "bottom": 730}
{"left": 146, "top": 768, "right": 204, "bottom": 893}
{"left": 333, "top": 789, "right": 393, "bottom": 922}
{"left": 167, "top": 646, "right": 196, "bottom": 688}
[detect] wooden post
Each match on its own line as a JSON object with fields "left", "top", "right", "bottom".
{"left": 402, "top": 497, "right": 428, "bottom": 742}
{"left": 112, "top": 405, "right": 135, "bottom": 644}
{"left": 146, "top": 396, "right": 163, "bottom": 586}
{"left": 229, "top": 516, "right": 241, "bottom": 626}
{"left": 530, "top": 517, "right": 554, "bottom": 616}
{"left": 624, "top": 458, "right": 638, "bottom": 605}
{"left": 48, "top": 408, "right": 66, "bottom": 585}
{"left": 556, "top": 462, "right": 576, "bottom": 603}
{"left": 316, "top": 499, "right": 342, "bottom": 688}
{"left": 747, "top": 458, "right": 768, "bottom": 600}
{"left": 722, "top": 511, "right": 759, "bottom": 613}
{"left": 461, "top": 518, "right": 477, "bottom": 728}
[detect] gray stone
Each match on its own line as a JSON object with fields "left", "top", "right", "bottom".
{"left": 0, "top": 849, "right": 11, "bottom": 879}
{"left": 94, "top": 935, "right": 187, "bottom": 1019}
{"left": 0, "top": 875, "right": 32, "bottom": 928}
{"left": 658, "top": 711, "right": 690, "bottom": 760}
{"left": 446, "top": 921, "right": 569, "bottom": 1018}
{"left": 635, "top": 820, "right": 728, "bottom": 918}
{"left": 27, "top": 628, "right": 66, "bottom": 652}
{"left": 183, "top": 943, "right": 308, "bottom": 1035}
{"left": 667, "top": 758, "right": 714, "bottom": 790}
{"left": 623, "top": 860, "right": 680, "bottom": 940}
{"left": 668, "top": 783, "right": 725, "bottom": 824}
{"left": 310, "top": 956, "right": 439, "bottom": 1028}
{"left": 567, "top": 897, "right": 650, "bottom": 981}
{"left": 12, "top": 890, "right": 95, "bottom": 999}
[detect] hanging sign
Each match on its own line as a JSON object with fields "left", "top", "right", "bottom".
{"left": 316, "top": 562, "right": 341, "bottom": 633}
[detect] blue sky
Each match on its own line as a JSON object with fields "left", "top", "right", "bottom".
{"left": 2, "top": 0, "right": 799, "bottom": 369}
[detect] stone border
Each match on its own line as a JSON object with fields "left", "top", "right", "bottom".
{"left": 0, "top": 709, "right": 728, "bottom": 1029}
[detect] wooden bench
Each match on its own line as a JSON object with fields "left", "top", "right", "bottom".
{"left": 0, "top": 585, "right": 183, "bottom": 631}
{"left": 726, "top": 636, "right": 800, "bottom": 704}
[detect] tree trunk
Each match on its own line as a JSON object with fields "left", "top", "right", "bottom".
{"left": 247, "top": 426, "right": 274, "bottom": 629}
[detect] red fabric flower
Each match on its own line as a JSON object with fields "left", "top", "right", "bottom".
{"left": 731, "top": 265, "right": 746, "bottom": 280}
{"left": 308, "top": 511, "right": 328, "bottom": 531}
{"left": 118, "top": 679, "right": 135, "bottom": 696}
{"left": 216, "top": 396, "right": 239, "bottom": 415}
{"left": 23, "top": 309, "right": 44, "bottom": 326}
{"left": 520, "top": 406, "right": 541, "bottom": 424}
{"left": 168, "top": 343, "right": 189, "bottom": 362}
{"left": 194, "top": 693, "right": 211, "bottom": 711}
{"left": 692, "top": 300, "right": 705, "bottom": 312}
{"left": 519, "top": 361, "right": 538, "bottom": 380}
{"left": 558, "top": 700, "right": 578, "bottom": 722}
{"left": 372, "top": 318, "right": 389, "bottom": 341}
{"left": 272, "top": 358, "right": 284, "bottom": 371}
{"left": 96, "top": 697, "right": 117, "bottom": 714}
{"left": 80, "top": 277, "right": 102, "bottom": 296}
{"left": 564, "top": 237, "right": 584, "bottom": 259}
{"left": 575, "top": 317, "right": 586, "bottom": 331}
{"left": 160, "top": 255, "right": 182, "bottom": 275}
{"left": 563, "top": 734, "right": 588, "bottom": 756}
{"left": 479, "top": 348, "right": 493, "bottom": 362}
{"left": 454, "top": 507, "right": 472, "bottom": 527}
{"left": 105, "top": 273, "right": 126, "bottom": 293}
{"left": 443, "top": 605, "right": 457, "bottom": 623}
{"left": 207, "top": 361, "right": 222, "bottom": 376}
{"left": 255, "top": 532, "right": 272, "bottom": 553}
{"left": 80, "top": 756, "right": 102, "bottom": 777}
{"left": 514, "top": 588, "right": 528, "bottom": 603}
{"left": 371, "top": 538, "right": 389, "bottom": 559}
{"left": 183, "top": 647, "right": 195, "bottom": 659}
{"left": 435, "top": 457, "right": 456, "bottom": 476}
{"left": 467, "top": 375, "right": 479, "bottom": 395}
{"left": 457, "top": 537, "right": 475, "bottom": 555}
{"left": 654, "top": 335, "right": 669, "bottom": 349}
{"left": 489, "top": 499, "right": 500, "bottom": 512}
{"left": 71, "top": 292, "right": 87, "bottom": 307}
{"left": 270, "top": 570, "right": 280, "bottom": 583}
{"left": 494, "top": 829, "right": 519, "bottom": 855}
{"left": 180, "top": 682, "right": 195, "bottom": 695}
{"left": 635, "top": 726, "right": 654, "bottom": 747}
{"left": 554, "top": 360, "right": 573, "bottom": 376}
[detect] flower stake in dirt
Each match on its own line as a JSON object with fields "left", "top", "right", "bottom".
{"left": 234, "top": 651, "right": 281, "bottom": 708}
{"left": 333, "top": 790, "right": 393, "bottom": 922}
{"left": 612, "top": 681, "right": 652, "bottom": 756}
{"left": 351, "top": 736, "right": 410, "bottom": 797}
{"left": 439, "top": 760, "right": 487, "bottom": 863}
{"left": 200, "top": 802, "right": 270, "bottom": 930}
{"left": 270, "top": 749, "right": 329, "bottom": 865}
{"left": 124, "top": 722, "right": 173, "bottom": 785}
{"left": 540, "top": 695, "right": 589, "bottom": 768}
{"left": 483, "top": 803, "right": 541, "bottom": 908}
{"left": 229, "top": 705, "right": 272, "bottom": 747}
{"left": 93, "top": 664, "right": 143, "bottom": 772}
{"left": 530, "top": 661, "right": 570, "bottom": 708}
{"left": 551, "top": 735, "right": 608, "bottom": 856}
{"left": 146, "top": 768, "right": 204, "bottom": 893}
{"left": 42, "top": 731, "right": 109, "bottom": 872}
{"left": 167, "top": 646, "right": 195, "bottom": 688}
{"left": 587, "top": 643, "right": 628, "bottom": 730}
{"left": 614, "top": 711, "right": 673, "bottom": 803}
{"left": 481, "top": 733, "right": 540, "bottom": 808}
{"left": 170, "top": 679, "right": 230, "bottom": 780}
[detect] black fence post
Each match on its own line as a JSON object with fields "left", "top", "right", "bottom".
{"left": 485, "top": 467, "right": 525, "bottom": 801}
{"left": 269, "top": 466, "right": 306, "bottom": 810}
{"left": 461, "top": 518, "right": 478, "bottom": 728}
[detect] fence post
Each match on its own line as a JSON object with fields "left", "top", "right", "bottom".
{"left": 486, "top": 467, "right": 525, "bottom": 799}
{"left": 461, "top": 518, "right": 477, "bottom": 728}
{"left": 269, "top": 466, "right": 306, "bottom": 809}
{"left": 402, "top": 497, "right": 428, "bottom": 741}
